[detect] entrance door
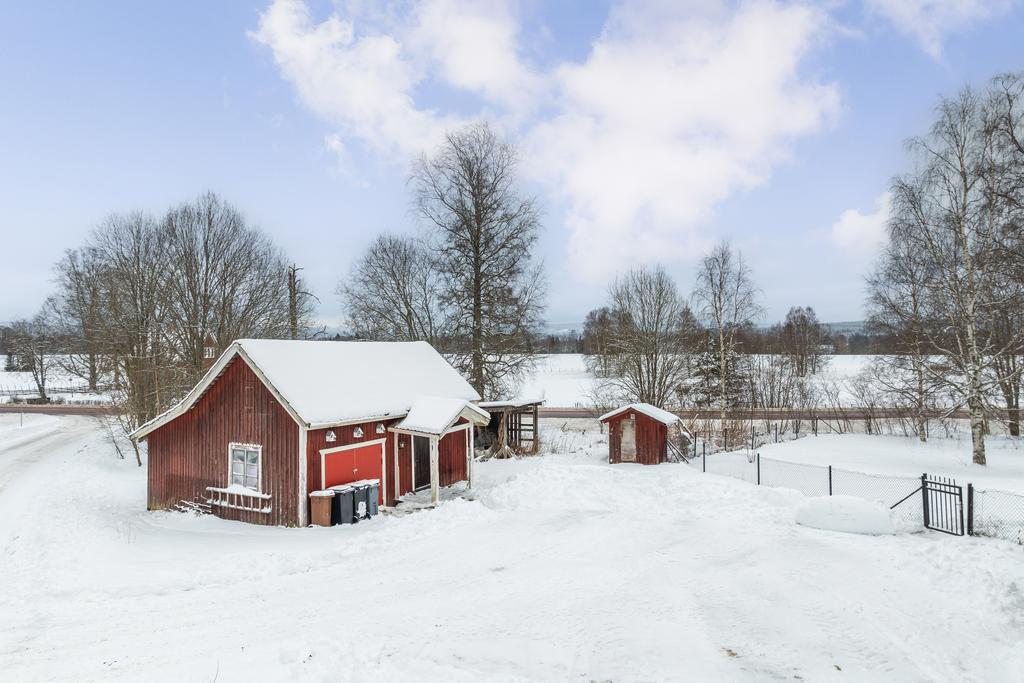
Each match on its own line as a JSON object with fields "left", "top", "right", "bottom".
{"left": 322, "top": 442, "right": 385, "bottom": 504}
{"left": 413, "top": 435, "right": 431, "bottom": 491}
{"left": 620, "top": 419, "right": 637, "bottom": 462}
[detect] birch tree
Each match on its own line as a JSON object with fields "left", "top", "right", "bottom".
{"left": 891, "top": 87, "right": 1017, "bottom": 464}
{"left": 866, "top": 215, "right": 940, "bottom": 442}
{"left": 413, "top": 122, "right": 546, "bottom": 398}
{"left": 692, "top": 241, "right": 762, "bottom": 420}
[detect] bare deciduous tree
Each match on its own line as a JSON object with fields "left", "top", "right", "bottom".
{"left": 50, "top": 194, "right": 316, "bottom": 464}
{"left": 781, "top": 306, "right": 825, "bottom": 377}
{"left": 9, "top": 310, "right": 56, "bottom": 402}
{"left": 50, "top": 248, "right": 107, "bottom": 391}
{"left": 340, "top": 234, "right": 445, "bottom": 344}
{"left": 589, "top": 266, "right": 698, "bottom": 407}
{"left": 413, "top": 122, "right": 546, "bottom": 398}
{"left": 692, "top": 241, "right": 762, "bottom": 420}
{"left": 162, "top": 192, "right": 296, "bottom": 384}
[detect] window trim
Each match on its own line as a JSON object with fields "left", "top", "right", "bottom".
{"left": 228, "top": 442, "right": 263, "bottom": 492}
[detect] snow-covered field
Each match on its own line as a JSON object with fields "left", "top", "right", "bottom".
{"left": 2, "top": 417, "right": 1023, "bottom": 681}
{"left": 0, "top": 355, "right": 112, "bottom": 404}
{"left": 522, "top": 354, "right": 873, "bottom": 408}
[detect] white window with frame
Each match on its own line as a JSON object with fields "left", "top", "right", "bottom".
{"left": 229, "top": 443, "right": 262, "bottom": 491}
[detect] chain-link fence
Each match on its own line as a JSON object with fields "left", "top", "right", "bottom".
{"left": 971, "top": 487, "right": 1024, "bottom": 544}
{"left": 691, "top": 451, "right": 1024, "bottom": 537}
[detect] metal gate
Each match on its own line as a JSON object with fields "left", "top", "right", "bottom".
{"left": 922, "top": 474, "right": 964, "bottom": 536}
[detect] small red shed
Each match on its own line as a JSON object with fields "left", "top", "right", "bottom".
{"left": 599, "top": 403, "right": 685, "bottom": 465}
{"left": 131, "top": 339, "right": 489, "bottom": 526}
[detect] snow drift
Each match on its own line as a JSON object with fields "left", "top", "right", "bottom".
{"left": 795, "top": 495, "right": 894, "bottom": 535}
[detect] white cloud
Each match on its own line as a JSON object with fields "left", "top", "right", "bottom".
{"left": 252, "top": 0, "right": 840, "bottom": 281}
{"left": 408, "top": 0, "right": 541, "bottom": 113}
{"left": 865, "top": 0, "right": 1014, "bottom": 58}
{"left": 525, "top": 1, "right": 839, "bottom": 280}
{"left": 250, "top": 0, "right": 460, "bottom": 159}
{"left": 830, "top": 191, "right": 891, "bottom": 253}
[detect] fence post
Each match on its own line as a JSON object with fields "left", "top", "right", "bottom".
{"left": 775, "top": 423, "right": 778, "bottom": 443}
{"left": 723, "top": 428, "right": 728, "bottom": 452}
{"left": 693, "top": 431, "right": 698, "bottom": 459}
{"left": 828, "top": 465, "right": 832, "bottom": 496}
{"left": 966, "top": 483, "right": 974, "bottom": 536}
{"left": 921, "top": 473, "right": 929, "bottom": 529}
{"left": 750, "top": 424, "right": 754, "bottom": 452}
{"left": 813, "top": 416, "right": 817, "bottom": 437}
{"left": 702, "top": 442, "right": 706, "bottom": 473}
{"left": 756, "top": 453, "right": 761, "bottom": 485}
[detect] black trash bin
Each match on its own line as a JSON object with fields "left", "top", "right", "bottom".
{"left": 350, "top": 482, "right": 370, "bottom": 520}
{"left": 366, "top": 480, "right": 380, "bottom": 517}
{"left": 330, "top": 485, "right": 355, "bottom": 525}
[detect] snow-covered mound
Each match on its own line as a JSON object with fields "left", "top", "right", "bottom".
{"left": 795, "top": 495, "right": 894, "bottom": 535}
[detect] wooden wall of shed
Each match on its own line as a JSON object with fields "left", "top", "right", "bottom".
{"left": 605, "top": 412, "right": 667, "bottom": 465}
{"left": 307, "top": 420, "right": 400, "bottom": 511}
{"left": 396, "top": 432, "right": 413, "bottom": 497}
{"left": 146, "top": 356, "right": 300, "bottom": 526}
{"left": 439, "top": 427, "right": 468, "bottom": 486}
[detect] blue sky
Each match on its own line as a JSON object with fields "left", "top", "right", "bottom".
{"left": 1, "top": 1, "right": 1022, "bottom": 328}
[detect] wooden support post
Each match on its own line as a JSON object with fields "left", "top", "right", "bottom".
{"left": 394, "top": 432, "right": 401, "bottom": 501}
{"left": 430, "top": 436, "right": 440, "bottom": 505}
{"left": 532, "top": 404, "right": 539, "bottom": 454}
{"left": 468, "top": 424, "right": 475, "bottom": 489}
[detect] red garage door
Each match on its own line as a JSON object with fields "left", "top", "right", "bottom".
{"left": 322, "top": 442, "right": 384, "bottom": 505}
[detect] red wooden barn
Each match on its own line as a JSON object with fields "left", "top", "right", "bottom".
{"left": 599, "top": 403, "right": 684, "bottom": 465}
{"left": 131, "top": 339, "right": 489, "bottom": 526}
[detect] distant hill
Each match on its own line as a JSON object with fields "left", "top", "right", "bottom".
{"left": 823, "top": 321, "right": 868, "bottom": 335}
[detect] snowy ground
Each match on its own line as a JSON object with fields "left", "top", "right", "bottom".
{"left": 2, "top": 417, "right": 1023, "bottom": 681}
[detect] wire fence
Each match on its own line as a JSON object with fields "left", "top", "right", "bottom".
{"left": 692, "top": 450, "right": 1023, "bottom": 543}
{"left": 971, "top": 487, "right": 1024, "bottom": 544}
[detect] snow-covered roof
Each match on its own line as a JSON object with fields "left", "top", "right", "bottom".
{"left": 132, "top": 339, "right": 480, "bottom": 439}
{"left": 394, "top": 396, "right": 490, "bottom": 435}
{"left": 598, "top": 403, "right": 680, "bottom": 426}
{"left": 478, "top": 396, "right": 545, "bottom": 409}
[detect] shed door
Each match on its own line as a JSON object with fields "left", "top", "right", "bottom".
{"left": 620, "top": 418, "right": 637, "bottom": 462}
{"left": 322, "top": 443, "right": 384, "bottom": 504}
{"left": 413, "top": 436, "right": 431, "bottom": 491}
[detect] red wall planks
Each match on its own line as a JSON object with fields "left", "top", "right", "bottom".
{"left": 146, "top": 357, "right": 300, "bottom": 526}
{"left": 396, "top": 432, "right": 413, "bottom": 497}
{"left": 438, "top": 427, "right": 468, "bottom": 486}
{"left": 605, "top": 412, "right": 667, "bottom": 465}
